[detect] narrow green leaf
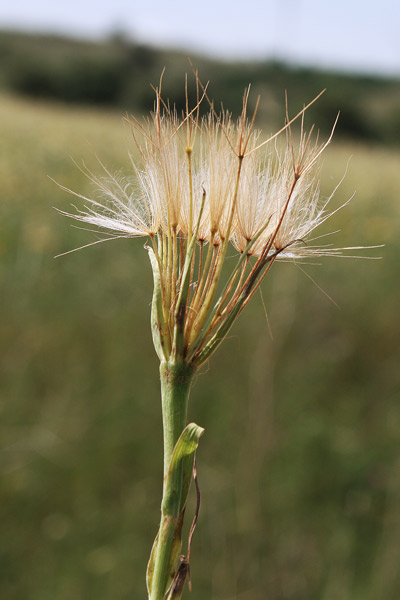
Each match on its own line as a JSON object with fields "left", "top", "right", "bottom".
{"left": 147, "top": 423, "right": 204, "bottom": 597}
{"left": 146, "top": 529, "right": 159, "bottom": 596}
{"left": 162, "top": 422, "right": 205, "bottom": 517}
{"left": 146, "top": 514, "right": 184, "bottom": 597}
{"left": 148, "top": 246, "right": 167, "bottom": 361}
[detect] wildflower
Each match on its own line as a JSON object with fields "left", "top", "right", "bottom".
{"left": 60, "top": 77, "right": 359, "bottom": 366}
{"left": 59, "top": 74, "right": 375, "bottom": 600}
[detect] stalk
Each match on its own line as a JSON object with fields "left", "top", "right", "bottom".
{"left": 160, "top": 361, "right": 194, "bottom": 479}
{"left": 149, "top": 360, "right": 195, "bottom": 600}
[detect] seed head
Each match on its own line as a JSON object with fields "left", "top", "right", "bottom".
{"left": 59, "top": 74, "right": 373, "bottom": 366}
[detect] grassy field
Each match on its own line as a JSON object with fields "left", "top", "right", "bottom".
{"left": 1, "top": 91, "right": 400, "bottom": 600}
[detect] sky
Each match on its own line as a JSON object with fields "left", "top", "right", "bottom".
{"left": 1, "top": 0, "right": 399, "bottom": 76}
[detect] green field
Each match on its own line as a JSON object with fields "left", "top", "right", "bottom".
{"left": 1, "top": 91, "right": 400, "bottom": 600}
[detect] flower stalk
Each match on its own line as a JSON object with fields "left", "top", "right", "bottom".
{"left": 159, "top": 361, "right": 194, "bottom": 482}
{"left": 147, "top": 362, "right": 196, "bottom": 600}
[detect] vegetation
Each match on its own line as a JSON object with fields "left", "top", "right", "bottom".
{"left": 1, "top": 30, "right": 400, "bottom": 144}
{"left": 0, "top": 45, "right": 399, "bottom": 599}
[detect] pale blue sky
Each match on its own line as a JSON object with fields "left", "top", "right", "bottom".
{"left": 1, "top": 0, "right": 399, "bottom": 75}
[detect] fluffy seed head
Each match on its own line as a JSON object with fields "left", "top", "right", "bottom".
{"left": 59, "top": 75, "right": 374, "bottom": 365}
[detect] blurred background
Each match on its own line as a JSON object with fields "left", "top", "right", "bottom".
{"left": 1, "top": 2, "right": 400, "bottom": 599}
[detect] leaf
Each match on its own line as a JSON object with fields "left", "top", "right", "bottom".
{"left": 146, "top": 529, "right": 159, "bottom": 596}
{"left": 162, "top": 423, "right": 205, "bottom": 517}
{"left": 147, "top": 246, "right": 167, "bottom": 361}
{"left": 147, "top": 423, "right": 204, "bottom": 597}
{"left": 146, "top": 515, "right": 184, "bottom": 597}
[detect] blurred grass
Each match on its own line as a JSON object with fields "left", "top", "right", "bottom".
{"left": 2, "top": 30, "right": 400, "bottom": 146}
{"left": 0, "top": 91, "right": 399, "bottom": 600}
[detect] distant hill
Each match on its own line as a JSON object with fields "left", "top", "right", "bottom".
{"left": 1, "top": 30, "right": 399, "bottom": 144}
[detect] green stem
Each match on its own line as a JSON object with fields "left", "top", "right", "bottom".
{"left": 160, "top": 361, "right": 194, "bottom": 480}
{"left": 149, "top": 361, "right": 195, "bottom": 600}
